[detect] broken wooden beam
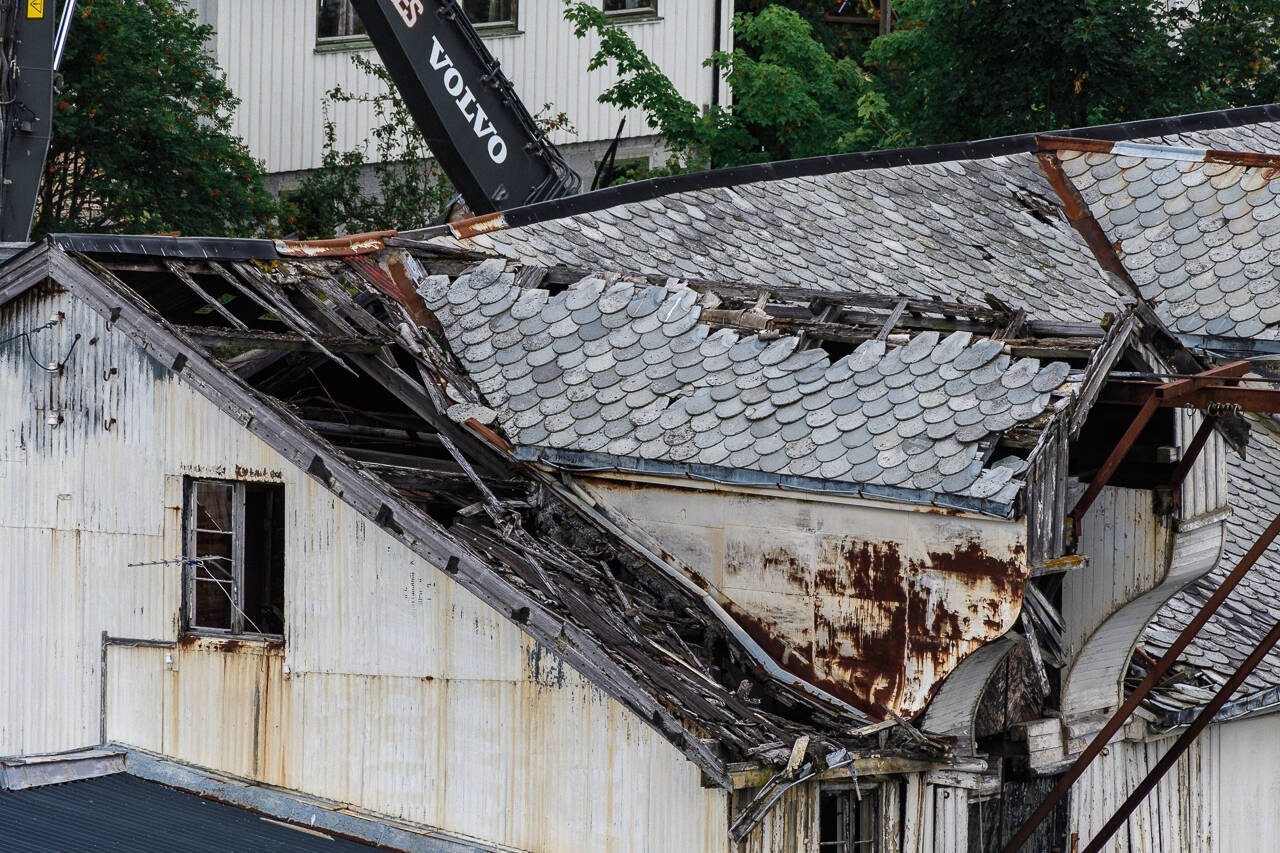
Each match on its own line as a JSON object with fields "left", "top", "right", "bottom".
{"left": 176, "top": 325, "right": 389, "bottom": 354}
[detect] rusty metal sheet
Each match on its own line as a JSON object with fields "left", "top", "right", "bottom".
{"left": 273, "top": 231, "right": 397, "bottom": 258}
{"left": 583, "top": 478, "right": 1028, "bottom": 721}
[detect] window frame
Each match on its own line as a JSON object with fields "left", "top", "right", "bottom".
{"left": 314, "top": 0, "right": 520, "bottom": 48}
{"left": 462, "top": 0, "right": 520, "bottom": 30}
{"left": 315, "top": 0, "right": 368, "bottom": 45}
{"left": 602, "top": 0, "right": 658, "bottom": 19}
{"left": 183, "top": 477, "right": 285, "bottom": 640}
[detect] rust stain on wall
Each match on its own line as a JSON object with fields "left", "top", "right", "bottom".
{"left": 724, "top": 536, "right": 1028, "bottom": 720}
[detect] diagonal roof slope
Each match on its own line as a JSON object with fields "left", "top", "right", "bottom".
{"left": 460, "top": 155, "right": 1126, "bottom": 324}
{"left": 1, "top": 239, "right": 968, "bottom": 784}
{"left": 1051, "top": 140, "right": 1280, "bottom": 340}
{"left": 1138, "top": 417, "right": 1280, "bottom": 719}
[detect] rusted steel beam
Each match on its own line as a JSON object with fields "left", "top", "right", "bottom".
{"left": 1036, "top": 135, "right": 1115, "bottom": 154}
{"left": 1157, "top": 360, "right": 1250, "bottom": 401}
{"left": 1069, "top": 392, "right": 1159, "bottom": 534}
{"left": 1080, "top": 616, "right": 1280, "bottom": 853}
{"left": 1167, "top": 415, "right": 1219, "bottom": 506}
{"left": 1101, "top": 384, "right": 1280, "bottom": 413}
{"left": 1001, "top": 509, "right": 1280, "bottom": 853}
{"left": 1035, "top": 152, "right": 1143, "bottom": 300}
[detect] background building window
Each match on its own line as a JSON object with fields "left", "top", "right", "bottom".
{"left": 317, "top": 0, "right": 366, "bottom": 40}
{"left": 603, "top": 0, "right": 657, "bottom": 16}
{"left": 186, "top": 479, "right": 286, "bottom": 637}
{"left": 463, "top": 0, "right": 517, "bottom": 26}
{"left": 317, "top": 1, "right": 516, "bottom": 40}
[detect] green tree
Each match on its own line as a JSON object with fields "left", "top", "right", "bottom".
{"left": 287, "top": 54, "right": 575, "bottom": 238}
{"left": 564, "top": 2, "right": 908, "bottom": 173}
{"left": 867, "top": 0, "right": 1280, "bottom": 144}
{"left": 35, "top": 0, "right": 277, "bottom": 238}
{"left": 286, "top": 54, "right": 453, "bottom": 240}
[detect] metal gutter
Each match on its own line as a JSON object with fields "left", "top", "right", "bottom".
{"left": 513, "top": 446, "right": 1018, "bottom": 519}
{"left": 49, "top": 233, "right": 280, "bottom": 261}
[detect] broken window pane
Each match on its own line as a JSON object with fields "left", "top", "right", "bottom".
{"left": 242, "top": 484, "right": 286, "bottom": 636}
{"left": 187, "top": 479, "right": 285, "bottom": 637}
{"left": 819, "top": 787, "right": 879, "bottom": 851}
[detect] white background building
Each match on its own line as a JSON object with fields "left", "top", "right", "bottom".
{"left": 188, "top": 0, "right": 732, "bottom": 189}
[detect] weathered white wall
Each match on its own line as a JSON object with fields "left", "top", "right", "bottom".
{"left": 0, "top": 285, "right": 731, "bottom": 852}
{"left": 198, "top": 0, "right": 731, "bottom": 175}
{"left": 1064, "top": 487, "right": 1171, "bottom": 662}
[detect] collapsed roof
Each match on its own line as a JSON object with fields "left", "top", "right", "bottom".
{"left": 8, "top": 104, "right": 1280, "bottom": 788}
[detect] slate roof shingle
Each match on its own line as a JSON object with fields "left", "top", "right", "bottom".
{"left": 463, "top": 155, "right": 1130, "bottom": 325}
{"left": 1142, "top": 417, "right": 1280, "bottom": 710}
{"left": 412, "top": 256, "right": 1075, "bottom": 507}
{"left": 1057, "top": 144, "right": 1280, "bottom": 340}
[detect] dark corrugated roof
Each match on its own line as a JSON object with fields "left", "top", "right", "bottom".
{"left": 0, "top": 774, "right": 382, "bottom": 853}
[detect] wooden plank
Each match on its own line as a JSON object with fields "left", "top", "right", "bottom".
{"left": 174, "top": 324, "right": 387, "bottom": 353}
{"left": 163, "top": 259, "right": 249, "bottom": 330}
{"left": 877, "top": 299, "right": 910, "bottom": 340}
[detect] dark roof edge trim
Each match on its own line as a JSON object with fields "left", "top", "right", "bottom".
{"left": 50, "top": 233, "right": 280, "bottom": 261}
{"left": 516, "top": 446, "right": 1017, "bottom": 519}
{"left": 123, "top": 748, "right": 482, "bottom": 853}
{"left": 444, "top": 103, "right": 1280, "bottom": 234}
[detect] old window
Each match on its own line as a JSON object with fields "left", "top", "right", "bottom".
{"left": 603, "top": 0, "right": 657, "bottom": 18}
{"left": 820, "top": 787, "right": 879, "bottom": 851}
{"left": 186, "top": 479, "right": 285, "bottom": 637}
{"left": 317, "top": 1, "right": 516, "bottom": 39}
{"left": 463, "top": 0, "right": 517, "bottom": 27}
{"left": 316, "top": 0, "right": 366, "bottom": 41}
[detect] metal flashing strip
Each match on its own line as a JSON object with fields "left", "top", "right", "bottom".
{"left": 122, "top": 749, "right": 506, "bottom": 853}
{"left": 515, "top": 446, "right": 1018, "bottom": 519}
{"left": 1164, "top": 682, "right": 1280, "bottom": 728}
{"left": 1178, "top": 332, "right": 1280, "bottom": 358}
{"left": 453, "top": 103, "right": 1280, "bottom": 232}
{"left": 1111, "top": 141, "right": 1208, "bottom": 161}
{"left": 0, "top": 749, "right": 126, "bottom": 790}
{"left": 50, "top": 233, "right": 280, "bottom": 261}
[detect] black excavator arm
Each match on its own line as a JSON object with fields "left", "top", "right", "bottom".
{"left": 348, "top": 0, "right": 580, "bottom": 214}
{"left": 0, "top": 0, "right": 579, "bottom": 239}
{"left": 0, "top": 0, "right": 60, "bottom": 241}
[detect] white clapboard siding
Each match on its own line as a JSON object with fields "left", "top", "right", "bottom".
{"left": 198, "top": 0, "right": 730, "bottom": 174}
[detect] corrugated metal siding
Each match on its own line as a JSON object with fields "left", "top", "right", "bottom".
{"left": 207, "top": 0, "right": 725, "bottom": 174}
{"left": 108, "top": 644, "right": 729, "bottom": 852}
{"left": 2, "top": 286, "right": 731, "bottom": 852}
{"left": 1069, "top": 714, "right": 1280, "bottom": 853}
